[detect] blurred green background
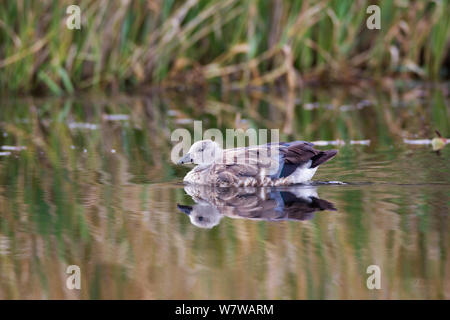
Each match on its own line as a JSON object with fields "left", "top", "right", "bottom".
{"left": 1, "top": 0, "right": 449, "bottom": 95}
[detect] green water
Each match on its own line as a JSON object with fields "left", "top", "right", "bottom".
{"left": 0, "top": 84, "right": 449, "bottom": 299}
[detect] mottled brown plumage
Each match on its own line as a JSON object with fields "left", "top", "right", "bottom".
{"left": 179, "top": 140, "right": 337, "bottom": 186}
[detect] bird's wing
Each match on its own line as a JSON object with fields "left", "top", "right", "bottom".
{"left": 218, "top": 142, "right": 337, "bottom": 179}
{"left": 220, "top": 145, "right": 283, "bottom": 176}
{"left": 279, "top": 141, "right": 319, "bottom": 164}
{"left": 278, "top": 141, "right": 338, "bottom": 176}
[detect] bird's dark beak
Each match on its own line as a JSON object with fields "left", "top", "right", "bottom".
{"left": 177, "top": 153, "right": 192, "bottom": 165}
{"left": 177, "top": 204, "right": 193, "bottom": 215}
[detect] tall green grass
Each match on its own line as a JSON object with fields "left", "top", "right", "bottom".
{"left": 0, "top": 0, "right": 449, "bottom": 95}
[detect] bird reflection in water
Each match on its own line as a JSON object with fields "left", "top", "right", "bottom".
{"left": 177, "top": 185, "right": 336, "bottom": 229}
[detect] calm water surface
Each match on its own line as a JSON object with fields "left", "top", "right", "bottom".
{"left": 0, "top": 85, "right": 449, "bottom": 299}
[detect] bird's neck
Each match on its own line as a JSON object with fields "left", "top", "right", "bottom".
{"left": 213, "top": 149, "right": 224, "bottom": 163}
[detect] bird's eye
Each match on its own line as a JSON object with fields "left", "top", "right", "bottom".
{"left": 198, "top": 216, "right": 203, "bottom": 221}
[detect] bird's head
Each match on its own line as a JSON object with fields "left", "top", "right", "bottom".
{"left": 177, "top": 140, "right": 223, "bottom": 165}
{"left": 177, "top": 203, "right": 222, "bottom": 228}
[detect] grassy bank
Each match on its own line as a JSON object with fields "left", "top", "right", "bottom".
{"left": 1, "top": 0, "right": 449, "bottom": 95}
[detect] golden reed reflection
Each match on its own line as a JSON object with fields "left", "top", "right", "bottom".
{"left": 0, "top": 91, "right": 448, "bottom": 299}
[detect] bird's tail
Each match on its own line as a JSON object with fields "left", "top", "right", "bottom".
{"left": 310, "top": 150, "right": 338, "bottom": 168}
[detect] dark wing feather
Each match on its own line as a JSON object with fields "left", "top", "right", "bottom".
{"left": 281, "top": 141, "right": 319, "bottom": 164}
{"left": 278, "top": 142, "right": 338, "bottom": 176}
{"left": 310, "top": 149, "right": 338, "bottom": 168}
{"left": 219, "top": 141, "right": 337, "bottom": 180}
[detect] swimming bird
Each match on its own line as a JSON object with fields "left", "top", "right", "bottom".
{"left": 178, "top": 140, "right": 337, "bottom": 187}
{"left": 177, "top": 185, "right": 336, "bottom": 229}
